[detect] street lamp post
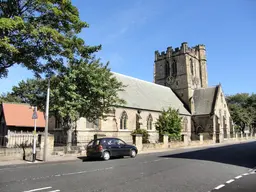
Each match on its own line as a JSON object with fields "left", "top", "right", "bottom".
{"left": 43, "top": 79, "right": 50, "bottom": 162}
{"left": 32, "top": 106, "right": 38, "bottom": 162}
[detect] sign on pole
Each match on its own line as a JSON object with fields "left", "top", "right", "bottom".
{"left": 32, "top": 109, "right": 38, "bottom": 119}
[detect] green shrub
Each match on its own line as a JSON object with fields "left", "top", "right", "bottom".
{"left": 131, "top": 129, "right": 150, "bottom": 143}
{"left": 155, "top": 107, "right": 182, "bottom": 141}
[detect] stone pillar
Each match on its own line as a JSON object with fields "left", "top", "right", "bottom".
{"left": 39, "top": 134, "right": 54, "bottom": 157}
{"left": 199, "top": 133, "right": 204, "bottom": 145}
{"left": 219, "top": 133, "right": 224, "bottom": 143}
{"left": 163, "top": 134, "right": 169, "bottom": 148}
{"left": 235, "top": 133, "right": 238, "bottom": 141}
{"left": 183, "top": 134, "right": 189, "bottom": 146}
{"left": 134, "top": 134, "right": 142, "bottom": 152}
{"left": 241, "top": 132, "right": 243, "bottom": 140}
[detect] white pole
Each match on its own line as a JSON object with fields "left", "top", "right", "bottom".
{"left": 32, "top": 106, "right": 37, "bottom": 162}
{"left": 44, "top": 79, "right": 50, "bottom": 162}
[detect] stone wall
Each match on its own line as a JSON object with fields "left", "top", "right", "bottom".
{"left": 0, "top": 134, "right": 54, "bottom": 161}
{"left": 49, "top": 106, "right": 191, "bottom": 146}
{"left": 0, "top": 147, "right": 41, "bottom": 161}
{"left": 142, "top": 143, "right": 165, "bottom": 151}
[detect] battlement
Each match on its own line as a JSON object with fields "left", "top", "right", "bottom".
{"left": 155, "top": 42, "right": 206, "bottom": 61}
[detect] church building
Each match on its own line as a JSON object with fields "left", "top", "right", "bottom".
{"left": 49, "top": 42, "right": 233, "bottom": 144}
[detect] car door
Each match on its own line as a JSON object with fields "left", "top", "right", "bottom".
{"left": 107, "top": 139, "right": 121, "bottom": 156}
{"left": 117, "top": 139, "right": 130, "bottom": 156}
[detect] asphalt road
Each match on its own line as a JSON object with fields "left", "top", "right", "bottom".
{"left": 0, "top": 141, "right": 256, "bottom": 192}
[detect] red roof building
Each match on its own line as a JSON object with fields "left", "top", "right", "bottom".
{"left": 0, "top": 102, "right": 45, "bottom": 136}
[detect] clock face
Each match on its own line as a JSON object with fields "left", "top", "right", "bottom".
{"left": 166, "top": 76, "right": 175, "bottom": 85}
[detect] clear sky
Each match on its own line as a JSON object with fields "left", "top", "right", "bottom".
{"left": 1, "top": 0, "right": 255, "bottom": 95}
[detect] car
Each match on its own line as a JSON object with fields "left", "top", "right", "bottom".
{"left": 86, "top": 137, "right": 138, "bottom": 161}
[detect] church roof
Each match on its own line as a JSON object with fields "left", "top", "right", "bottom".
{"left": 112, "top": 72, "right": 190, "bottom": 115}
{"left": 193, "top": 86, "right": 219, "bottom": 115}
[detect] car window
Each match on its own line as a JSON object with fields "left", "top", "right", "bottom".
{"left": 100, "top": 139, "right": 108, "bottom": 145}
{"left": 117, "top": 139, "right": 126, "bottom": 145}
{"left": 87, "top": 139, "right": 100, "bottom": 147}
{"left": 107, "top": 139, "right": 116, "bottom": 145}
{"left": 107, "top": 139, "right": 125, "bottom": 145}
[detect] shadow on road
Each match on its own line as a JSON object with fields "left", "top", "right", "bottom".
{"left": 159, "top": 141, "right": 256, "bottom": 169}
{"left": 77, "top": 156, "right": 124, "bottom": 162}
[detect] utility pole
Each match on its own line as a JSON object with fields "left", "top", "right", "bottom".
{"left": 43, "top": 79, "right": 50, "bottom": 162}
{"left": 32, "top": 106, "right": 38, "bottom": 162}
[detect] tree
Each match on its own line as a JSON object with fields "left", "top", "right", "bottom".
{"left": 226, "top": 93, "right": 256, "bottom": 133}
{"left": 0, "top": 0, "right": 100, "bottom": 78}
{"left": 0, "top": 92, "right": 22, "bottom": 103}
{"left": 9, "top": 59, "right": 125, "bottom": 148}
{"left": 155, "top": 107, "right": 182, "bottom": 141}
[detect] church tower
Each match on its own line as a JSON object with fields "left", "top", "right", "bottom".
{"left": 154, "top": 42, "right": 208, "bottom": 113}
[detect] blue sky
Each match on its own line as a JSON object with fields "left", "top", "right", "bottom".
{"left": 1, "top": 0, "right": 255, "bottom": 95}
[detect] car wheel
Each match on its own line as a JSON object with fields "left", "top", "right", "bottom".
{"left": 130, "top": 149, "right": 137, "bottom": 158}
{"left": 103, "top": 151, "right": 110, "bottom": 161}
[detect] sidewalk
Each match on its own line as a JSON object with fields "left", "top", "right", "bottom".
{"left": 0, "top": 155, "right": 79, "bottom": 167}
{"left": 0, "top": 139, "right": 255, "bottom": 167}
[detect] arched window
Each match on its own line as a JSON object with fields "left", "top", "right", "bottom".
{"left": 165, "top": 60, "right": 170, "bottom": 77}
{"left": 147, "top": 114, "right": 153, "bottom": 130}
{"left": 172, "top": 59, "right": 177, "bottom": 77}
{"left": 190, "top": 58, "right": 194, "bottom": 75}
{"left": 120, "top": 111, "right": 128, "bottom": 130}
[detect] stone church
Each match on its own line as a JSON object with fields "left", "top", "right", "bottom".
{"left": 50, "top": 42, "right": 233, "bottom": 144}
{"left": 154, "top": 42, "right": 233, "bottom": 142}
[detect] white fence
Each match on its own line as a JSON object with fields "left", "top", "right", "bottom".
{"left": 0, "top": 131, "right": 43, "bottom": 148}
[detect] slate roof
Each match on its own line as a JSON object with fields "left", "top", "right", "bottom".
{"left": 112, "top": 72, "right": 190, "bottom": 115}
{"left": 1, "top": 103, "right": 45, "bottom": 127}
{"left": 193, "top": 86, "right": 218, "bottom": 115}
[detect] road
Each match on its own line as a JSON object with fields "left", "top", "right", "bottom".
{"left": 0, "top": 141, "right": 256, "bottom": 192}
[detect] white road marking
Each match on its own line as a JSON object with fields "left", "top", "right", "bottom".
{"left": 61, "top": 166, "right": 113, "bottom": 176}
{"left": 226, "top": 179, "right": 234, "bottom": 184}
{"left": 48, "top": 190, "right": 60, "bottom": 192}
{"left": 215, "top": 184, "right": 225, "bottom": 190}
{"left": 23, "top": 186, "right": 52, "bottom": 192}
{"left": 235, "top": 175, "right": 242, "bottom": 179}
{"left": 243, "top": 173, "right": 249, "bottom": 176}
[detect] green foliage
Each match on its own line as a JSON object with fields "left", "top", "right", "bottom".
{"left": 226, "top": 93, "right": 256, "bottom": 133}
{"left": 0, "top": 0, "right": 101, "bottom": 78}
{"left": 155, "top": 107, "right": 182, "bottom": 140}
{"left": 9, "top": 59, "right": 125, "bottom": 128}
{"left": 0, "top": 92, "right": 22, "bottom": 103}
{"left": 131, "top": 129, "right": 150, "bottom": 143}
